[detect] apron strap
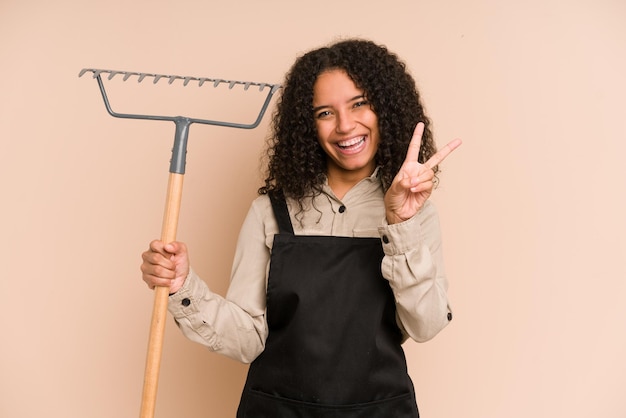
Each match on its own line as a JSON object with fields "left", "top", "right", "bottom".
{"left": 268, "top": 190, "right": 294, "bottom": 234}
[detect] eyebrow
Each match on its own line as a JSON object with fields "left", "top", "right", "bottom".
{"left": 312, "top": 94, "right": 366, "bottom": 113}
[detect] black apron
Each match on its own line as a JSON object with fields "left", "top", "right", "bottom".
{"left": 237, "top": 192, "right": 419, "bottom": 417}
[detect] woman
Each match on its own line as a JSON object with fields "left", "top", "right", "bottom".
{"left": 141, "top": 38, "right": 461, "bottom": 417}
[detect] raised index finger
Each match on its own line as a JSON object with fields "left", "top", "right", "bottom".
{"left": 405, "top": 122, "right": 425, "bottom": 163}
{"left": 424, "top": 138, "right": 463, "bottom": 169}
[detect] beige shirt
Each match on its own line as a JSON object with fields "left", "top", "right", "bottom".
{"left": 168, "top": 170, "right": 452, "bottom": 363}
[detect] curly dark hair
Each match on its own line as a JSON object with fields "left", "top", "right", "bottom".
{"left": 259, "top": 38, "right": 437, "bottom": 203}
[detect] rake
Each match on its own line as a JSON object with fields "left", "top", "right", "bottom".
{"left": 79, "top": 68, "right": 280, "bottom": 418}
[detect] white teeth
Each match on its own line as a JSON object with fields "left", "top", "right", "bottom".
{"left": 338, "top": 136, "right": 365, "bottom": 147}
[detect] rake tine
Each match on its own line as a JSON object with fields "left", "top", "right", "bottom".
{"left": 168, "top": 75, "right": 183, "bottom": 84}
{"left": 123, "top": 72, "right": 139, "bottom": 81}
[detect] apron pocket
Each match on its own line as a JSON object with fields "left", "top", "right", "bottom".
{"left": 238, "top": 389, "right": 418, "bottom": 418}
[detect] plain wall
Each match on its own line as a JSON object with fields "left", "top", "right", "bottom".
{"left": 1, "top": 0, "right": 625, "bottom": 417}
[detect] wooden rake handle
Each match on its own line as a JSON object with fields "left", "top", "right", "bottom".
{"left": 140, "top": 172, "right": 184, "bottom": 418}
{"left": 140, "top": 119, "right": 189, "bottom": 418}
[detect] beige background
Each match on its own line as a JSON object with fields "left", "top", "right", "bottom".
{"left": 1, "top": 0, "right": 625, "bottom": 417}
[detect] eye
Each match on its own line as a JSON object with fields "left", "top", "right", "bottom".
{"left": 315, "top": 109, "right": 333, "bottom": 119}
{"left": 353, "top": 100, "right": 370, "bottom": 109}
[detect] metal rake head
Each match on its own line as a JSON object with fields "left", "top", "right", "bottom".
{"left": 79, "top": 68, "right": 281, "bottom": 129}
{"left": 80, "top": 67, "right": 281, "bottom": 174}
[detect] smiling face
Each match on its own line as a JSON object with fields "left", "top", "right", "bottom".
{"left": 312, "top": 69, "right": 380, "bottom": 191}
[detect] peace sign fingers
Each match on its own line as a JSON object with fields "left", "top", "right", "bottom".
{"left": 405, "top": 122, "right": 462, "bottom": 168}
{"left": 384, "top": 121, "right": 462, "bottom": 224}
{"left": 384, "top": 122, "right": 462, "bottom": 224}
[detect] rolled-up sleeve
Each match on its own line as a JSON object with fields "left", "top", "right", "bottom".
{"left": 378, "top": 201, "right": 452, "bottom": 343}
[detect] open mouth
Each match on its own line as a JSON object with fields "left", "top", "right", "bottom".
{"left": 337, "top": 136, "right": 366, "bottom": 151}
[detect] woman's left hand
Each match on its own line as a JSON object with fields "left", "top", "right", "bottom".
{"left": 384, "top": 122, "right": 462, "bottom": 224}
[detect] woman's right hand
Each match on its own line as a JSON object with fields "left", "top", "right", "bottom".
{"left": 140, "top": 240, "right": 190, "bottom": 294}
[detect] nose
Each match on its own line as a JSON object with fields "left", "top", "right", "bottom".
{"left": 335, "top": 111, "right": 356, "bottom": 134}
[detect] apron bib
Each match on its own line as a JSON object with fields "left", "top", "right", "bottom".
{"left": 237, "top": 191, "right": 419, "bottom": 417}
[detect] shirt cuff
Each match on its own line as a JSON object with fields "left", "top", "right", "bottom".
{"left": 378, "top": 213, "right": 422, "bottom": 255}
{"left": 168, "top": 268, "right": 204, "bottom": 319}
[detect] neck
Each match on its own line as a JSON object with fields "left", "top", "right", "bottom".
{"left": 326, "top": 166, "right": 375, "bottom": 200}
